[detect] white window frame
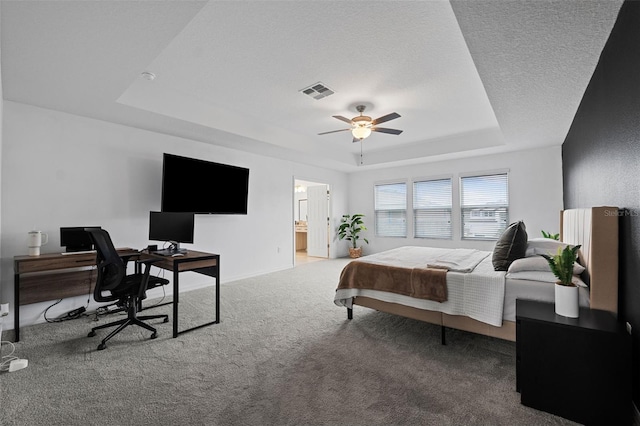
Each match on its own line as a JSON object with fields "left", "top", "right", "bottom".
{"left": 374, "top": 180, "right": 407, "bottom": 238}
{"left": 460, "top": 171, "right": 509, "bottom": 241}
{"left": 413, "top": 176, "right": 453, "bottom": 239}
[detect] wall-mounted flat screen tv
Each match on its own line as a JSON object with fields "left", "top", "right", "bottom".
{"left": 161, "top": 153, "right": 249, "bottom": 214}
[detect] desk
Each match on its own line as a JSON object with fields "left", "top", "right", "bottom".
{"left": 140, "top": 250, "right": 220, "bottom": 338}
{"left": 13, "top": 248, "right": 138, "bottom": 342}
{"left": 13, "top": 249, "right": 220, "bottom": 342}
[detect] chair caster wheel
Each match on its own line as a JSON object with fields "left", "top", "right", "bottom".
{"left": 163, "top": 317, "right": 169, "bottom": 323}
{"left": 97, "top": 343, "right": 106, "bottom": 350}
{"left": 150, "top": 332, "right": 157, "bottom": 339}
{"left": 88, "top": 331, "right": 96, "bottom": 337}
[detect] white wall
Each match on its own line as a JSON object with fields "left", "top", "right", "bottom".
{"left": 0, "top": 10, "right": 3, "bottom": 288}
{"left": 345, "top": 145, "right": 564, "bottom": 254}
{"left": 0, "top": 101, "right": 348, "bottom": 330}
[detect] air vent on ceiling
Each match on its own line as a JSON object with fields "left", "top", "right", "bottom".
{"left": 299, "top": 82, "right": 335, "bottom": 100}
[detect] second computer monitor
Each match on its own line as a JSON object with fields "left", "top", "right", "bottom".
{"left": 148, "top": 211, "right": 194, "bottom": 253}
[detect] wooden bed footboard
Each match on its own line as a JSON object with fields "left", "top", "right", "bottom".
{"left": 351, "top": 296, "right": 516, "bottom": 342}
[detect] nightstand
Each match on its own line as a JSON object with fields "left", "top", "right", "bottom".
{"left": 516, "top": 299, "right": 631, "bottom": 425}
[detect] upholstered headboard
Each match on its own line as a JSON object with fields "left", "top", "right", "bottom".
{"left": 560, "top": 207, "right": 619, "bottom": 315}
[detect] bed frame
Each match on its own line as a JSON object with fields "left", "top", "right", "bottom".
{"left": 347, "top": 207, "right": 619, "bottom": 342}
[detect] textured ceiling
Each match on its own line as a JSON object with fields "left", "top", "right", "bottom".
{"left": 0, "top": 1, "right": 623, "bottom": 172}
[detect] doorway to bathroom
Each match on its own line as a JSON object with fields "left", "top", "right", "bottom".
{"left": 294, "top": 179, "right": 330, "bottom": 265}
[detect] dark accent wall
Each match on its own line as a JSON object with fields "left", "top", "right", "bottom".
{"left": 563, "top": 0, "right": 640, "bottom": 406}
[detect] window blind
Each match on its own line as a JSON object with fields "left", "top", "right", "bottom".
{"left": 374, "top": 182, "right": 407, "bottom": 237}
{"left": 413, "top": 178, "right": 452, "bottom": 239}
{"left": 461, "top": 173, "right": 508, "bottom": 240}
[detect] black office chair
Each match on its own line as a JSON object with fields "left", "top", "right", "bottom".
{"left": 85, "top": 228, "right": 170, "bottom": 350}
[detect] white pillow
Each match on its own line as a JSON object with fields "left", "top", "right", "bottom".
{"left": 508, "top": 256, "right": 585, "bottom": 274}
{"left": 525, "top": 238, "right": 572, "bottom": 257}
{"left": 506, "top": 271, "right": 587, "bottom": 287}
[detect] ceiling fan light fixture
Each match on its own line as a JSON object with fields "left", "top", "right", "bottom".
{"left": 318, "top": 104, "right": 401, "bottom": 140}
{"left": 352, "top": 125, "right": 372, "bottom": 139}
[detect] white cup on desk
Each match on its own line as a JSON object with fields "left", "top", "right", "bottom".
{"left": 27, "top": 230, "right": 48, "bottom": 256}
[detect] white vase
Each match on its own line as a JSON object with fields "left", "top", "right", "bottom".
{"left": 555, "top": 283, "right": 579, "bottom": 318}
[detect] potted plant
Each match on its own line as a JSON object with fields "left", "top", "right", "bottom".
{"left": 541, "top": 230, "right": 559, "bottom": 240}
{"left": 540, "top": 244, "right": 581, "bottom": 318}
{"left": 338, "top": 214, "right": 369, "bottom": 258}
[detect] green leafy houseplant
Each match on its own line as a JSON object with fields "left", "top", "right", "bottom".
{"left": 541, "top": 230, "right": 559, "bottom": 240}
{"left": 338, "top": 214, "right": 369, "bottom": 257}
{"left": 540, "top": 244, "right": 581, "bottom": 286}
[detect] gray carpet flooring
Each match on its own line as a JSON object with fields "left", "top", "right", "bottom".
{"left": 0, "top": 258, "right": 577, "bottom": 425}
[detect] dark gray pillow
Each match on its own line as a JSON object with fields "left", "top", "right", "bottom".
{"left": 492, "top": 221, "right": 528, "bottom": 271}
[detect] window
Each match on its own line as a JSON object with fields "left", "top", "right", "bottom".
{"left": 413, "top": 178, "right": 452, "bottom": 239}
{"left": 374, "top": 182, "right": 407, "bottom": 237}
{"left": 461, "top": 173, "right": 508, "bottom": 240}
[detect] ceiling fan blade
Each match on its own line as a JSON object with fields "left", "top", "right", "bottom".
{"left": 372, "top": 127, "right": 403, "bottom": 135}
{"left": 332, "top": 115, "right": 353, "bottom": 124}
{"left": 318, "top": 128, "right": 350, "bottom": 135}
{"left": 372, "top": 112, "right": 400, "bottom": 125}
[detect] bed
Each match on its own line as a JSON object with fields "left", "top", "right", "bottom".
{"left": 334, "top": 207, "right": 619, "bottom": 342}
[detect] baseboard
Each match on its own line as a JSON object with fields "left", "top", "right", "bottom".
{"left": 633, "top": 401, "right": 640, "bottom": 426}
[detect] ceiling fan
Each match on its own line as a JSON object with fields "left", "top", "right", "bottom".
{"left": 318, "top": 105, "right": 403, "bottom": 142}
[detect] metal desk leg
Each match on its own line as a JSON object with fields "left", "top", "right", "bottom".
{"left": 216, "top": 267, "right": 220, "bottom": 324}
{"left": 173, "top": 267, "right": 179, "bottom": 338}
{"left": 14, "top": 273, "right": 20, "bottom": 342}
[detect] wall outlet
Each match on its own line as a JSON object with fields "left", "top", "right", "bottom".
{"left": 626, "top": 322, "right": 632, "bottom": 335}
{"left": 0, "top": 303, "right": 9, "bottom": 317}
{"left": 277, "top": 247, "right": 280, "bottom": 253}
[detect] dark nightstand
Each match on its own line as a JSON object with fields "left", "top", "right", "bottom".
{"left": 516, "top": 299, "right": 632, "bottom": 426}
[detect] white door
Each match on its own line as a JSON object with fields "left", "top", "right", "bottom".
{"left": 307, "top": 185, "right": 329, "bottom": 258}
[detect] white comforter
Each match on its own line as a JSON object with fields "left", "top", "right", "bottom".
{"left": 334, "top": 246, "right": 507, "bottom": 327}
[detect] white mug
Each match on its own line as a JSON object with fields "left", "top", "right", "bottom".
{"left": 28, "top": 230, "right": 48, "bottom": 256}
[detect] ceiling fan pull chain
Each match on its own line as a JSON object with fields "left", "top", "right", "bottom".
{"left": 360, "top": 139, "right": 363, "bottom": 165}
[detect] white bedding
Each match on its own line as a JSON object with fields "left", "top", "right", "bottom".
{"left": 334, "top": 246, "right": 506, "bottom": 327}
{"left": 502, "top": 276, "right": 589, "bottom": 321}
{"left": 426, "top": 248, "right": 491, "bottom": 272}
{"left": 334, "top": 246, "right": 590, "bottom": 326}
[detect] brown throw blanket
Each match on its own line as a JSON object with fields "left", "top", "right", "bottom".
{"left": 337, "top": 260, "right": 448, "bottom": 303}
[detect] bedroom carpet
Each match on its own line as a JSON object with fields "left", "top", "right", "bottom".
{"left": 0, "top": 258, "right": 578, "bottom": 426}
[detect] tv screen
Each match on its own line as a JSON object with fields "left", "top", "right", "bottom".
{"left": 161, "top": 153, "right": 249, "bottom": 214}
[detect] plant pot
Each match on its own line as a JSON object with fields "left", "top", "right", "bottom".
{"left": 348, "top": 247, "right": 362, "bottom": 258}
{"left": 554, "top": 283, "right": 579, "bottom": 318}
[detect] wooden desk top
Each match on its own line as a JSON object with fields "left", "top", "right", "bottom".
{"left": 140, "top": 250, "right": 219, "bottom": 273}
{"left": 14, "top": 248, "right": 138, "bottom": 274}
{"left": 15, "top": 248, "right": 218, "bottom": 274}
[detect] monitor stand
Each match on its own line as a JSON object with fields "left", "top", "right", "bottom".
{"left": 154, "top": 242, "right": 187, "bottom": 256}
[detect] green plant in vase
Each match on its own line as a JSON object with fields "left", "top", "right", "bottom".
{"left": 540, "top": 244, "right": 581, "bottom": 286}
{"left": 338, "top": 214, "right": 369, "bottom": 258}
{"left": 541, "top": 244, "right": 582, "bottom": 318}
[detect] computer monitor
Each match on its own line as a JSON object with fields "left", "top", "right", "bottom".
{"left": 60, "top": 226, "right": 102, "bottom": 252}
{"left": 148, "top": 211, "right": 194, "bottom": 254}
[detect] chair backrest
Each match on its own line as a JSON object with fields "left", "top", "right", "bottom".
{"left": 85, "top": 228, "right": 125, "bottom": 299}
